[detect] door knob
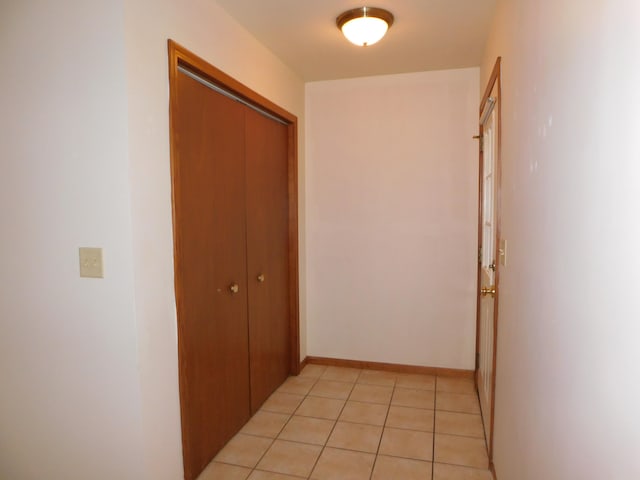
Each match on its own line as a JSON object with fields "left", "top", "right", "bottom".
{"left": 229, "top": 283, "right": 239, "bottom": 294}
{"left": 257, "top": 273, "right": 265, "bottom": 283}
{"left": 480, "top": 285, "right": 496, "bottom": 297}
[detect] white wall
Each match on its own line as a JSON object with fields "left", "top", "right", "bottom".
{"left": 482, "top": 0, "right": 640, "bottom": 478}
{"left": 124, "top": 0, "right": 306, "bottom": 477}
{"left": 0, "top": 0, "right": 306, "bottom": 478}
{"left": 0, "top": 1, "right": 145, "bottom": 479}
{"left": 306, "top": 69, "right": 479, "bottom": 370}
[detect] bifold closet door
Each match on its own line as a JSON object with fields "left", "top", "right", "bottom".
{"left": 245, "top": 108, "right": 291, "bottom": 412}
{"left": 173, "top": 71, "right": 251, "bottom": 475}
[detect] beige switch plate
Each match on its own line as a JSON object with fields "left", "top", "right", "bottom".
{"left": 499, "top": 239, "right": 507, "bottom": 266}
{"left": 79, "top": 247, "right": 104, "bottom": 278}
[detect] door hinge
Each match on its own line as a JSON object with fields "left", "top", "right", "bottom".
{"left": 475, "top": 352, "right": 480, "bottom": 369}
{"left": 473, "top": 134, "right": 484, "bottom": 152}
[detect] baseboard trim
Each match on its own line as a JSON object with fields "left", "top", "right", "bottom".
{"left": 302, "top": 356, "right": 474, "bottom": 378}
{"left": 298, "top": 356, "right": 309, "bottom": 373}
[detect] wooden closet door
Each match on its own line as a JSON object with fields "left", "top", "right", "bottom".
{"left": 173, "top": 71, "right": 250, "bottom": 479}
{"left": 245, "top": 108, "right": 291, "bottom": 412}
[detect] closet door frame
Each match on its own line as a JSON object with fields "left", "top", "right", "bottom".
{"left": 168, "top": 40, "right": 300, "bottom": 480}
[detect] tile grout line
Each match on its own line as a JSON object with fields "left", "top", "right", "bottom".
{"left": 304, "top": 368, "right": 361, "bottom": 479}
{"left": 432, "top": 459, "right": 495, "bottom": 471}
{"left": 239, "top": 368, "right": 483, "bottom": 479}
{"left": 297, "top": 369, "right": 326, "bottom": 479}
{"left": 368, "top": 374, "right": 396, "bottom": 480}
{"left": 247, "top": 399, "right": 300, "bottom": 475}
{"left": 249, "top": 368, "right": 324, "bottom": 479}
{"left": 247, "top": 435, "right": 276, "bottom": 478}
{"left": 296, "top": 369, "right": 326, "bottom": 479}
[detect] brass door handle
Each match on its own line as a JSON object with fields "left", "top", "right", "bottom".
{"left": 480, "top": 286, "right": 496, "bottom": 297}
{"left": 229, "top": 283, "right": 239, "bottom": 294}
{"left": 257, "top": 273, "right": 265, "bottom": 283}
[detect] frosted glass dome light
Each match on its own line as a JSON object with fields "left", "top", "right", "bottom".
{"left": 337, "top": 7, "right": 394, "bottom": 47}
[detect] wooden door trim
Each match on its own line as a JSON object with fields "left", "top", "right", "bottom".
{"left": 475, "top": 57, "right": 502, "bottom": 462}
{"left": 169, "top": 41, "right": 297, "bottom": 124}
{"left": 168, "top": 40, "right": 301, "bottom": 480}
{"left": 490, "top": 461, "right": 498, "bottom": 479}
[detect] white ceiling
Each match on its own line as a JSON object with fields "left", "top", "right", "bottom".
{"left": 215, "top": 0, "right": 497, "bottom": 81}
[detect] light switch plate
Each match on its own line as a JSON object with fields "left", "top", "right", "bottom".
{"left": 79, "top": 247, "right": 104, "bottom": 278}
{"left": 499, "top": 239, "right": 507, "bottom": 267}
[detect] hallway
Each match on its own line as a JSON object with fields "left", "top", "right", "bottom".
{"left": 199, "top": 365, "right": 492, "bottom": 479}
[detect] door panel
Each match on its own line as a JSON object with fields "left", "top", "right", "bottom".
{"left": 245, "top": 108, "right": 291, "bottom": 412}
{"left": 476, "top": 58, "right": 501, "bottom": 462}
{"left": 478, "top": 268, "right": 494, "bottom": 445}
{"left": 173, "top": 71, "right": 250, "bottom": 478}
{"left": 478, "top": 96, "right": 497, "bottom": 448}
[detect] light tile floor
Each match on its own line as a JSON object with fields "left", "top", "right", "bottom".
{"left": 198, "top": 365, "right": 493, "bottom": 480}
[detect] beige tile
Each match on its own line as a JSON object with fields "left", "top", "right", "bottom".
{"left": 379, "top": 427, "right": 433, "bottom": 461}
{"left": 396, "top": 373, "right": 436, "bottom": 390}
{"left": 436, "top": 377, "right": 476, "bottom": 395}
{"left": 214, "top": 434, "right": 273, "bottom": 468}
{"left": 241, "top": 411, "right": 290, "bottom": 438}
{"left": 326, "top": 421, "right": 382, "bottom": 453}
{"left": 320, "top": 366, "right": 361, "bottom": 383}
{"left": 357, "top": 370, "right": 397, "bottom": 387}
{"left": 309, "top": 380, "right": 353, "bottom": 400}
{"left": 261, "top": 392, "right": 305, "bottom": 415}
{"left": 310, "top": 447, "right": 375, "bottom": 480}
{"left": 435, "top": 411, "right": 484, "bottom": 438}
{"left": 339, "top": 401, "right": 388, "bottom": 426}
{"left": 299, "top": 364, "right": 326, "bottom": 378}
{"left": 278, "top": 376, "right": 317, "bottom": 395}
{"left": 372, "top": 455, "right": 432, "bottom": 480}
{"left": 392, "top": 388, "right": 435, "bottom": 409}
{"left": 436, "top": 393, "right": 480, "bottom": 414}
{"left": 434, "top": 434, "right": 488, "bottom": 469}
{"left": 386, "top": 406, "right": 434, "bottom": 432}
{"left": 433, "top": 463, "right": 493, "bottom": 480}
{"left": 296, "top": 396, "right": 345, "bottom": 420}
{"left": 249, "top": 471, "right": 305, "bottom": 479}
{"left": 278, "top": 416, "right": 335, "bottom": 445}
{"left": 257, "top": 440, "right": 322, "bottom": 477}
{"left": 349, "top": 383, "right": 393, "bottom": 404}
{"left": 197, "top": 461, "right": 251, "bottom": 480}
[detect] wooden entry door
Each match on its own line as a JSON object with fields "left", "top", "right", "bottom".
{"left": 172, "top": 70, "right": 251, "bottom": 476}
{"left": 245, "top": 108, "right": 291, "bottom": 412}
{"left": 476, "top": 58, "right": 502, "bottom": 463}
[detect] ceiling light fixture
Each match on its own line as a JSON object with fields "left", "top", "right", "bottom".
{"left": 336, "top": 7, "right": 394, "bottom": 47}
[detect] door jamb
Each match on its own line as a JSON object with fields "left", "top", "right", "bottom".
{"left": 167, "top": 39, "right": 301, "bottom": 480}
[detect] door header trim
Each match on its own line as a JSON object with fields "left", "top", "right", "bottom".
{"left": 177, "top": 66, "right": 288, "bottom": 125}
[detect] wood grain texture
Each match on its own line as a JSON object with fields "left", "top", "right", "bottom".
{"left": 168, "top": 40, "right": 296, "bottom": 124}
{"left": 168, "top": 39, "right": 300, "bottom": 480}
{"left": 168, "top": 40, "right": 300, "bottom": 377}
{"left": 287, "top": 121, "right": 301, "bottom": 375}
{"left": 304, "top": 356, "right": 475, "bottom": 379}
{"left": 245, "top": 108, "right": 291, "bottom": 412}
{"left": 171, "top": 68, "right": 251, "bottom": 479}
